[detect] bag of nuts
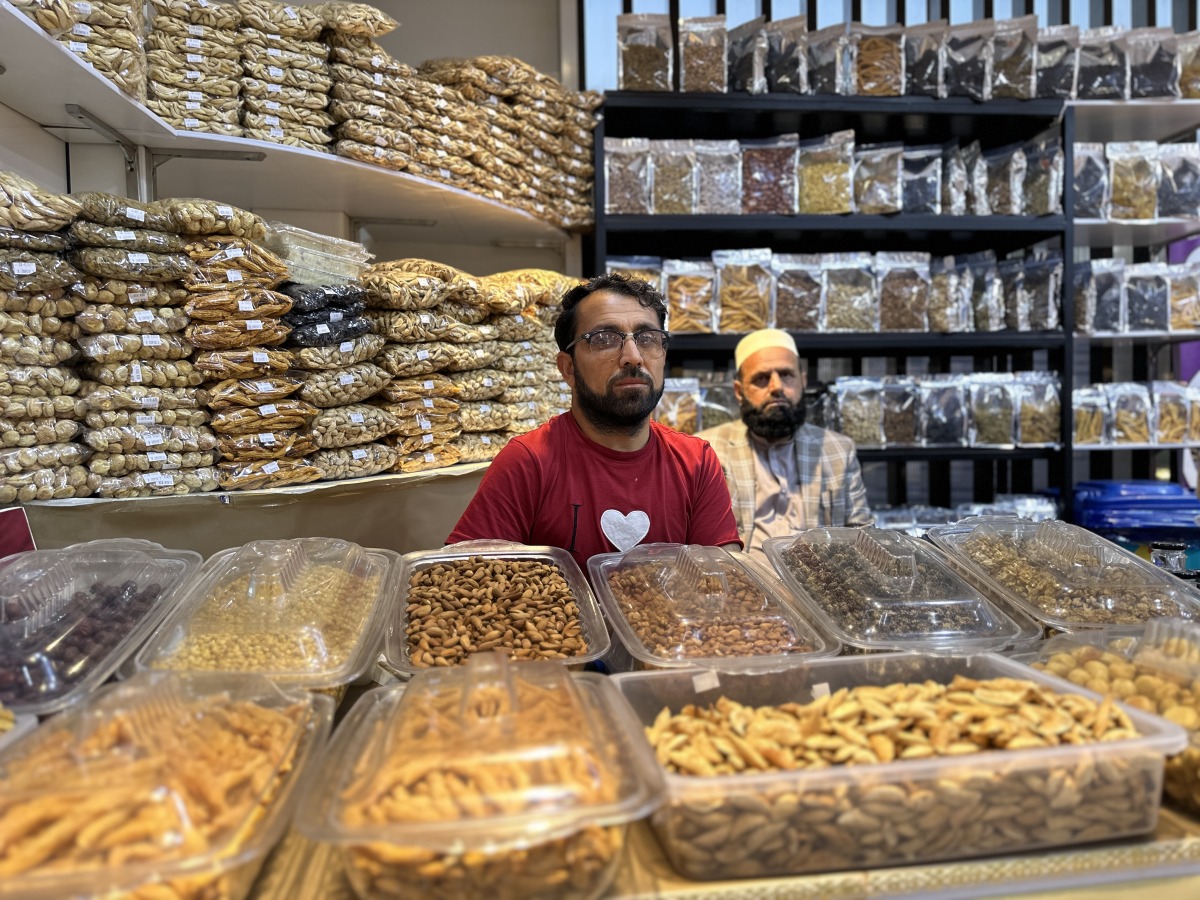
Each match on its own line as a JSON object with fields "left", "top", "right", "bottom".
{"left": 296, "top": 362, "right": 391, "bottom": 408}
{"left": 184, "top": 288, "right": 293, "bottom": 321}
{"left": 76, "top": 332, "right": 194, "bottom": 364}
{"left": 604, "top": 138, "right": 652, "bottom": 215}
{"left": 1073, "top": 384, "right": 1110, "bottom": 445}
{"left": 216, "top": 429, "right": 316, "bottom": 461}
{"left": 713, "top": 248, "right": 772, "bottom": 334}
{"left": 0, "top": 465, "right": 99, "bottom": 502}
{"left": 1108, "top": 141, "right": 1160, "bottom": 221}
{"left": 290, "top": 333, "right": 383, "bottom": 371}
{"left": 0, "top": 251, "right": 85, "bottom": 292}
{"left": 209, "top": 399, "right": 318, "bottom": 435}
{"left": 0, "top": 442, "right": 89, "bottom": 475}
{"left": 0, "top": 172, "right": 83, "bottom": 232}
{"left": 83, "top": 407, "right": 209, "bottom": 429}
{"left": 394, "top": 443, "right": 461, "bottom": 473}
{"left": 88, "top": 450, "right": 218, "bottom": 476}
{"left": 0, "top": 414, "right": 81, "bottom": 448}
{"left": 1016, "top": 374, "right": 1063, "bottom": 448}
{"left": 82, "top": 423, "right": 217, "bottom": 454}
{"left": 217, "top": 456, "right": 322, "bottom": 490}
{"left": 311, "top": 441, "right": 396, "bottom": 481}
{"left": 186, "top": 318, "right": 290, "bottom": 350}
{"left": 96, "top": 466, "right": 220, "bottom": 497}
{"left": 193, "top": 347, "right": 293, "bottom": 379}
{"left": 311, "top": 403, "right": 400, "bottom": 448}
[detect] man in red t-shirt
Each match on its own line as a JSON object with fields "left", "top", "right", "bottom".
{"left": 448, "top": 273, "right": 741, "bottom": 570}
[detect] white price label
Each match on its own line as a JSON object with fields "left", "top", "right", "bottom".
{"left": 245, "top": 319, "right": 264, "bottom": 331}
{"left": 423, "top": 398, "right": 435, "bottom": 408}
{"left": 422, "top": 433, "right": 434, "bottom": 444}
{"left": 186, "top": 70, "right": 202, "bottom": 80}
{"left": 315, "top": 324, "right": 330, "bottom": 335}
{"left": 216, "top": 205, "right": 234, "bottom": 217}
{"left": 423, "top": 452, "right": 435, "bottom": 463}
{"left": 266, "top": 100, "right": 281, "bottom": 111}
{"left": 185, "top": 101, "right": 202, "bottom": 111}
{"left": 811, "top": 682, "right": 831, "bottom": 700}
{"left": 183, "top": 118, "right": 201, "bottom": 129}
{"left": 129, "top": 362, "right": 143, "bottom": 384}
{"left": 139, "top": 396, "right": 159, "bottom": 409}
{"left": 143, "top": 431, "right": 165, "bottom": 447}
{"left": 262, "top": 461, "right": 281, "bottom": 474}
{"left": 267, "top": 83, "right": 282, "bottom": 93}
{"left": 419, "top": 314, "right": 431, "bottom": 324}
{"left": 255, "top": 381, "right": 273, "bottom": 392}
{"left": 269, "top": 128, "right": 285, "bottom": 138}
{"left": 692, "top": 671, "right": 721, "bottom": 693}
{"left": 480, "top": 405, "right": 491, "bottom": 413}
{"left": 252, "top": 351, "right": 269, "bottom": 363}
{"left": 237, "top": 299, "right": 254, "bottom": 312}
{"left": 188, "top": 24, "right": 204, "bottom": 35}
{"left": 439, "top": 136, "right": 450, "bottom": 148}
{"left": 422, "top": 380, "right": 434, "bottom": 389}
{"left": 259, "top": 432, "right": 276, "bottom": 444}
{"left": 128, "top": 291, "right": 148, "bottom": 304}
{"left": 371, "top": 55, "right": 382, "bottom": 67}
{"left": 440, "top": 116, "right": 451, "bottom": 127}
{"left": 226, "top": 270, "right": 243, "bottom": 282}
{"left": 145, "top": 473, "right": 174, "bottom": 487}
{"left": 373, "top": 72, "right": 384, "bottom": 85}
{"left": 349, "top": 412, "right": 365, "bottom": 424}
{"left": 185, "top": 38, "right": 202, "bottom": 49}
{"left": 259, "top": 403, "right": 278, "bottom": 415}
{"left": 474, "top": 348, "right": 486, "bottom": 357}
{"left": 268, "top": 66, "right": 284, "bottom": 79}
{"left": 339, "top": 341, "right": 354, "bottom": 352}
{"left": 483, "top": 377, "right": 494, "bottom": 387}
{"left": 416, "top": 416, "right": 431, "bottom": 430}
{"left": 72, "top": 23, "right": 90, "bottom": 36}
{"left": 515, "top": 316, "right": 524, "bottom": 324}
{"left": 338, "top": 373, "right": 354, "bottom": 385}
{"left": 74, "top": 2, "right": 93, "bottom": 16}
{"left": 416, "top": 350, "right": 430, "bottom": 360}
{"left": 352, "top": 448, "right": 368, "bottom": 460}
{"left": 523, "top": 355, "right": 534, "bottom": 362}
{"left": 481, "top": 435, "right": 492, "bottom": 445}
{"left": 186, "top": 53, "right": 203, "bottom": 63}
{"left": 283, "top": 5, "right": 299, "bottom": 18}
{"left": 112, "top": 229, "right": 137, "bottom": 242}
{"left": 367, "top": 106, "right": 382, "bottom": 119}
{"left": 439, "top": 168, "right": 452, "bottom": 180}
{"left": 125, "top": 207, "right": 145, "bottom": 222}
{"left": 141, "top": 334, "right": 163, "bottom": 347}
{"left": 372, "top": 90, "right": 385, "bottom": 101}
{"left": 267, "top": 47, "right": 282, "bottom": 57}
{"left": 186, "top": 91, "right": 202, "bottom": 102}
{"left": 224, "top": 248, "right": 243, "bottom": 261}
{"left": 147, "top": 451, "right": 168, "bottom": 463}
{"left": 12, "top": 262, "right": 36, "bottom": 276}
{"left": 135, "top": 414, "right": 156, "bottom": 425}
{"left": 374, "top": 147, "right": 385, "bottom": 158}
{"left": 329, "top": 311, "right": 343, "bottom": 323}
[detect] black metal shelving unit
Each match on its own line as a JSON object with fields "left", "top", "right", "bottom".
{"left": 590, "top": 91, "right": 1075, "bottom": 517}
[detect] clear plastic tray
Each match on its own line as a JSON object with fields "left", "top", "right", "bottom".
{"left": 297, "top": 654, "right": 664, "bottom": 900}
{"left": 383, "top": 541, "right": 610, "bottom": 675}
{"left": 612, "top": 652, "right": 1186, "bottom": 881}
{"left": 0, "top": 671, "right": 333, "bottom": 899}
{"left": 926, "top": 517, "right": 1200, "bottom": 632}
{"left": 0, "top": 710, "right": 36, "bottom": 754}
{"left": 264, "top": 222, "right": 373, "bottom": 264}
{"left": 135, "top": 537, "right": 399, "bottom": 689}
{"left": 0, "top": 539, "right": 200, "bottom": 716}
{"left": 763, "top": 527, "right": 1023, "bottom": 653}
{"left": 588, "top": 544, "right": 838, "bottom": 672}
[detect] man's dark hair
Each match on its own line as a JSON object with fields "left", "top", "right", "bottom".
{"left": 553, "top": 273, "right": 668, "bottom": 352}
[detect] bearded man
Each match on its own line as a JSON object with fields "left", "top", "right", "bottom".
{"left": 448, "top": 273, "right": 740, "bottom": 569}
{"left": 697, "top": 329, "right": 871, "bottom": 561}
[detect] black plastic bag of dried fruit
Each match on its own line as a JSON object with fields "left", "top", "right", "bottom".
{"left": 286, "top": 316, "right": 371, "bottom": 347}
{"left": 279, "top": 282, "right": 368, "bottom": 312}
{"left": 283, "top": 299, "right": 367, "bottom": 327}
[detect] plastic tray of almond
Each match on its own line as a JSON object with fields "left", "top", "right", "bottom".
{"left": 610, "top": 652, "right": 1187, "bottom": 880}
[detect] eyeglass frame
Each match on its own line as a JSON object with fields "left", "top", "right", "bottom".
{"left": 563, "top": 328, "right": 671, "bottom": 356}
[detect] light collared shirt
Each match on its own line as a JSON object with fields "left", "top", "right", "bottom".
{"left": 748, "top": 433, "right": 806, "bottom": 559}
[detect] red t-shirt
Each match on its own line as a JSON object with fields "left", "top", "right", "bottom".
{"left": 448, "top": 413, "right": 741, "bottom": 570}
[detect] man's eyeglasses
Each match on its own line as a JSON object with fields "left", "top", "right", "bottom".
{"left": 565, "top": 329, "right": 670, "bottom": 357}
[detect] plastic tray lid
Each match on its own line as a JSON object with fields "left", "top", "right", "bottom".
{"left": 0, "top": 542, "right": 198, "bottom": 716}
{"left": 0, "top": 671, "right": 333, "bottom": 898}
{"left": 298, "top": 654, "right": 665, "bottom": 852}
{"left": 264, "top": 222, "right": 374, "bottom": 265}
{"left": 588, "top": 544, "right": 837, "bottom": 671}
{"left": 134, "top": 537, "right": 399, "bottom": 689}
{"left": 763, "top": 526, "right": 1022, "bottom": 653}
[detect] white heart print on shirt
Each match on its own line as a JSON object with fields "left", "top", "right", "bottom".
{"left": 600, "top": 509, "right": 650, "bottom": 552}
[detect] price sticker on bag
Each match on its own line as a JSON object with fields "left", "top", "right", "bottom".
{"left": 252, "top": 351, "right": 269, "bottom": 363}
{"left": 129, "top": 252, "right": 150, "bottom": 264}
{"left": 145, "top": 472, "right": 174, "bottom": 487}
{"left": 139, "top": 396, "right": 159, "bottom": 409}
{"left": 329, "top": 311, "right": 343, "bottom": 322}
{"left": 115, "top": 230, "right": 137, "bottom": 241}
{"left": 216, "top": 205, "right": 234, "bottom": 218}
{"left": 143, "top": 431, "right": 165, "bottom": 447}
{"left": 352, "top": 448, "right": 368, "bottom": 460}
{"left": 422, "top": 433, "right": 434, "bottom": 444}
{"left": 262, "top": 461, "right": 281, "bottom": 474}
{"left": 259, "top": 403, "right": 278, "bottom": 415}
{"left": 183, "top": 118, "right": 201, "bottom": 129}
{"left": 481, "top": 435, "right": 492, "bottom": 445}
{"left": 349, "top": 412, "right": 365, "bottom": 424}
{"left": 147, "top": 451, "right": 168, "bottom": 464}
{"left": 185, "top": 38, "right": 202, "bottom": 49}
{"left": 268, "top": 66, "right": 284, "bottom": 79}
{"left": 338, "top": 373, "right": 355, "bottom": 386}
{"left": 129, "top": 362, "right": 143, "bottom": 383}
{"left": 520, "top": 341, "right": 532, "bottom": 350}
{"left": 266, "top": 100, "right": 281, "bottom": 111}
{"left": 423, "top": 398, "right": 434, "bottom": 408}
{"left": 259, "top": 432, "right": 276, "bottom": 445}
{"left": 416, "top": 349, "right": 430, "bottom": 360}
{"left": 255, "top": 381, "right": 274, "bottom": 393}
{"left": 72, "top": 23, "right": 91, "bottom": 36}
{"left": 373, "top": 72, "right": 384, "bottom": 86}
{"left": 316, "top": 324, "right": 330, "bottom": 335}
{"left": 339, "top": 341, "right": 354, "bottom": 352}
{"left": 238, "top": 299, "right": 255, "bottom": 312}
{"left": 423, "top": 452, "right": 436, "bottom": 463}
{"left": 268, "top": 47, "right": 282, "bottom": 57}
{"left": 269, "top": 127, "right": 285, "bottom": 138}
{"left": 264, "top": 115, "right": 281, "bottom": 126}
{"left": 186, "top": 53, "right": 204, "bottom": 63}
{"left": 483, "top": 377, "right": 494, "bottom": 387}
{"left": 422, "top": 380, "right": 434, "bottom": 390}
{"left": 245, "top": 319, "right": 263, "bottom": 331}
{"left": 226, "top": 270, "right": 243, "bottom": 282}
{"left": 68, "top": 40, "right": 87, "bottom": 52}
{"left": 188, "top": 24, "right": 204, "bottom": 35}
{"left": 12, "top": 262, "right": 36, "bottom": 276}
{"left": 267, "top": 83, "right": 282, "bottom": 93}
{"left": 283, "top": 5, "right": 299, "bottom": 18}
{"left": 187, "top": 91, "right": 203, "bottom": 101}
{"left": 186, "top": 70, "right": 202, "bottom": 81}
{"left": 135, "top": 413, "right": 156, "bottom": 425}
{"left": 141, "top": 334, "right": 163, "bottom": 347}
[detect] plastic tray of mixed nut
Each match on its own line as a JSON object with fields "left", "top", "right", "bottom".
{"left": 383, "top": 540, "right": 609, "bottom": 675}
{"left": 611, "top": 652, "right": 1187, "bottom": 881}
{"left": 0, "top": 538, "right": 200, "bottom": 716}
{"left": 134, "top": 537, "right": 398, "bottom": 693}
{"left": 0, "top": 670, "right": 333, "bottom": 899}
{"left": 926, "top": 517, "right": 1200, "bottom": 633}
{"left": 588, "top": 543, "right": 838, "bottom": 672}
{"left": 1022, "top": 618, "right": 1200, "bottom": 816}
{"left": 296, "top": 653, "right": 664, "bottom": 900}
{"left": 763, "top": 527, "right": 1025, "bottom": 654}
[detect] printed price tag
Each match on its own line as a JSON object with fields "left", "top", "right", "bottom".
{"left": 422, "top": 380, "right": 434, "bottom": 389}
{"left": 349, "top": 412, "right": 365, "bottom": 424}
{"left": 143, "top": 431, "right": 165, "bottom": 447}
{"left": 226, "top": 270, "right": 243, "bottom": 282}
{"left": 185, "top": 70, "right": 203, "bottom": 81}
{"left": 266, "top": 100, "right": 281, "bottom": 111}
{"left": 481, "top": 435, "right": 492, "bottom": 445}
{"left": 329, "top": 311, "right": 343, "bottom": 323}
{"left": 441, "top": 116, "right": 451, "bottom": 127}
{"left": 480, "top": 404, "right": 491, "bottom": 413}
{"left": 188, "top": 24, "right": 205, "bottom": 35}
{"left": 374, "top": 147, "right": 385, "bottom": 159}
{"left": 262, "top": 461, "right": 281, "bottom": 474}
{"left": 238, "top": 299, "right": 255, "bottom": 312}
{"left": 245, "top": 319, "right": 264, "bottom": 332}
{"left": 141, "top": 334, "right": 163, "bottom": 347}
{"left": 135, "top": 414, "right": 156, "bottom": 426}
{"left": 185, "top": 38, "right": 202, "bottom": 49}
{"left": 520, "top": 341, "right": 531, "bottom": 350}
{"left": 373, "top": 72, "right": 384, "bottom": 86}
{"left": 216, "top": 205, "right": 234, "bottom": 217}
{"left": 423, "top": 452, "right": 435, "bottom": 463}
{"left": 283, "top": 6, "right": 299, "bottom": 18}
{"left": 372, "top": 90, "right": 385, "bottom": 101}
{"left": 416, "top": 416, "right": 430, "bottom": 430}
{"left": 130, "top": 362, "right": 143, "bottom": 384}
{"left": 145, "top": 473, "right": 174, "bottom": 487}
{"left": 439, "top": 168, "right": 452, "bottom": 180}
{"left": 73, "top": 2, "right": 93, "bottom": 16}
{"left": 128, "top": 291, "right": 148, "bottom": 304}
{"left": 125, "top": 207, "right": 145, "bottom": 222}
{"left": 268, "top": 47, "right": 282, "bottom": 57}
{"left": 114, "top": 230, "right": 137, "bottom": 241}
{"left": 259, "top": 404, "right": 278, "bottom": 415}
{"left": 183, "top": 118, "right": 201, "bottom": 129}
{"left": 268, "top": 66, "right": 284, "bottom": 79}
{"left": 419, "top": 314, "right": 431, "bottom": 324}
{"left": 371, "top": 55, "right": 382, "bottom": 67}
{"left": 255, "top": 381, "right": 273, "bottom": 392}
{"left": 269, "top": 128, "right": 285, "bottom": 138}
{"left": 129, "top": 254, "right": 150, "bottom": 266}
{"left": 338, "top": 373, "right": 355, "bottom": 386}
{"left": 692, "top": 671, "right": 721, "bottom": 693}
{"left": 72, "top": 23, "right": 90, "bottom": 36}
{"left": 259, "top": 432, "right": 276, "bottom": 444}
{"left": 252, "top": 351, "right": 269, "bottom": 363}
{"left": 267, "top": 83, "right": 282, "bottom": 93}
{"left": 147, "top": 451, "right": 168, "bottom": 463}
{"left": 352, "top": 448, "right": 367, "bottom": 460}
{"left": 315, "top": 324, "right": 330, "bottom": 335}
{"left": 12, "top": 262, "right": 36, "bottom": 276}
{"left": 186, "top": 53, "right": 204, "bottom": 63}
{"left": 416, "top": 350, "right": 429, "bottom": 360}
{"left": 483, "top": 377, "right": 494, "bottom": 387}
{"left": 264, "top": 115, "right": 280, "bottom": 126}
{"left": 187, "top": 91, "right": 203, "bottom": 101}
{"left": 139, "top": 395, "right": 159, "bottom": 409}
{"left": 339, "top": 341, "right": 354, "bottom": 352}
{"left": 422, "top": 433, "right": 434, "bottom": 444}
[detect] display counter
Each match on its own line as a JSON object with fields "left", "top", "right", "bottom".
{"left": 15, "top": 462, "right": 488, "bottom": 557}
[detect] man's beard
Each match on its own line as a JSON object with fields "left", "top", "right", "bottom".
{"left": 574, "top": 364, "right": 664, "bottom": 433}
{"left": 741, "top": 395, "right": 806, "bottom": 440}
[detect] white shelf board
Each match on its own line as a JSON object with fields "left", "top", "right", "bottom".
{"left": 1075, "top": 218, "right": 1200, "bottom": 248}
{"left": 1075, "top": 442, "right": 1196, "bottom": 451}
{"left": 0, "top": 2, "right": 569, "bottom": 245}
{"left": 1072, "top": 99, "right": 1200, "bottom": 143}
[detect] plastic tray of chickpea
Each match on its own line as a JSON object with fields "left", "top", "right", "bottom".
{"left": 589, "top": 544, "right": 837, "bottom": 672}
{"left": 1026, "top": 619, "right": 1200, "bottom": 815}
{"left": 134, "top": 537, "right": 400, "bottom": 690}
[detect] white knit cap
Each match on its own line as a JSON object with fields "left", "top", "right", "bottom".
{"left": 735, "top": 329, "right": 798, "bottom": 372}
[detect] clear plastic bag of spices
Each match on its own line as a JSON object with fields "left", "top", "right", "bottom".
{"left": 663, "top": 258, "right": 716, "bottom": 334}
{"left": 607, "top": 255, "right": 662, "bottom": 292}
{"left": 992, "top": 15, "right": 1037, "bottom": 99}
{"left": 1108, "top": 142, "right": 1160, "bottom": 221}
{"left": 881, "top": 376, "right": 919, "bottom": 447}
{"left": 1016, "top": 372, "right": 1061, "bottom": 447}
{"left": 728, "top": 16, "right": 767, "bottom": 94}
{"left": 929, "top": 255, "right": 969, "bottom": 333}
{"left": 1072, "top": 260, "right": 1095, "bottom": 334}
{"left": 1073, "top": 142, "right": 1108, "bottom": 219}
{"left": 679, "top": 16, "right": 728, "bottom": 93}
{"left": 806, "top": 22, "right": 848, "bottom": 95}
{"left": 1024, "top": 249, "right": 1063, "bottom": 331}
{"left": 964, "top": 251, "right": 1004, "bottom": 332}
{"left": 963, "top": 140, "right": 990, "bottom": 215}
{"left": 1158, "top": 143, "right": 1200, "bottom": 218}
{"left": 1037, "top": 25, "right": 1079, "bottom": 98}
{"left": 998, "top": 256, "right": 1028, "bottom": 331}
{"left": 771, "top": 253, "right": 823, "bottom": 332}
{"left": 741, "top": 134, "right": 798, "bottom": 214}
{"left": 1182, "top": 31, "right": 1200, "bottom": 98}
{"left": 1108, "top": 382, "right": 1154, "bottom": 445}
{"left": 969, "top": 373, "right": 1017, "bottom": 447}
{"left": 714, "top": 247, "right": 772, "bottom": 334}
{"left": 650, "top": 140, "right": 697, "bottom": 215}
{"left": 942, "top": 141, "right": 968, "bottom": 216}
{"left": 905, "top": 19, "right": 945, "bottom": 97}
{"left": 1168, "top": 264, "right": 1200, "bottom": 332}
{"left": 944, "top": 20, "right": 994, "bottom": 102}
{"left": 1124, "top": 263, "right": 1171, "bottom": 333}
{"left": 852, "top": 142, "right": 903, "bottom": 215}
{"left": 902, "top": 145, "right": 942, "bottom": 215}
{"left": 1091, "top": 258, "right": 1126, "bottom": 334}
{"left": 694, "top": 140, "right": 742, "bottom": 214}
{"left": 1073, "top": 384, "right": 1109, "bottom": 445}
{"left": 617, "top": 13, "right": 672, "bottom": 91}
{"left": 1126, "top": 27, "right": 1180, "bottom": 99}
{"left": 1152, "top": 380, "right": 1190, "bottom": 445}
{"left": 821, "top": 252, "right": 876, "bottom": 333}
{"left": 833, "top": 377, "right": 883, "bottom": 447}
{"left": 1078, "top": 26, "right": 1129, "bottom": 100}
{"left": 984, "top": 143, "right": 1026, "bottom": 216}
{"left": 850, "top": 23, "right": 903, "bottom": 96}
{"left": 765, "top": 15, "right": 807, "bottom": 93}
{"left": 876, "top": 251, "right": 930, "bottom": 333}
{"left": 797, "top": 130, "right": 853, "bottom": 214}
{"left": 1023, "top": 131, "right": 1064, "bottom": 217}
{"left": 604, "top": 137, "right": 651, "bottom": 215}
{"left": 919, "top": 374, "right": 968, "bottom": 447}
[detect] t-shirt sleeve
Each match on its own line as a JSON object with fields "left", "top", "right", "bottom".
{"left": 686, "top": 442, "right": 744, "bottom": 549}
{"left": 446, "top": 442, "right": 539, "bottom": 545}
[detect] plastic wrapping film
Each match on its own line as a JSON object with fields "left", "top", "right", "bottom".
{"left": 0, "top": 251, "right": 84, "bottom": 292}
{"left": 217, "top": 456, "right": 323, "bottom": 489}
{"left": 69, "top": 277, "right": 189, "bottom": 307}
{"left": 193, "top": 347, "right": 293, "bottom": 379}
{"left": 209, "top": 398, "right": 318, "bottom": 435}
{"left": 0, "top": 464, "right": 99, "bottom": 502}
{"left": 87, "top": 448, "right": 216, "bottom": 476}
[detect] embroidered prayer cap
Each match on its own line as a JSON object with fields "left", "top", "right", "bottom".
{"left": 734, "top": 328, "right": 799, "bottom": 373}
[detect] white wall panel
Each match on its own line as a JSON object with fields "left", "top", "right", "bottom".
{"left": 0, "top": 102, "right": 66, "bottom": 190}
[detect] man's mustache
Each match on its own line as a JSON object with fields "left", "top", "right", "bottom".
{"left": 607, "top": 366, "right": 653, "bottom": 389}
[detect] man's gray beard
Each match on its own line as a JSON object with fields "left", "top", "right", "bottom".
{"left": 575, "top": 364, "right": 664, "bottom": 433}
{"left": 740, "top": 396, "right": 806, "bottom": 440}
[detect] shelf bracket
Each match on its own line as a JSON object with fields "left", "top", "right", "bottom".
{"left": 148, "top": 148, "right": 268, "bottom": 171}
{"left": 64, "top": 103, "right": 138, "bottom": 171}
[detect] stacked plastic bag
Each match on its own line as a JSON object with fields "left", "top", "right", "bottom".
{"left": 18, "top": 0, "right": 149, "bottom": 100}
